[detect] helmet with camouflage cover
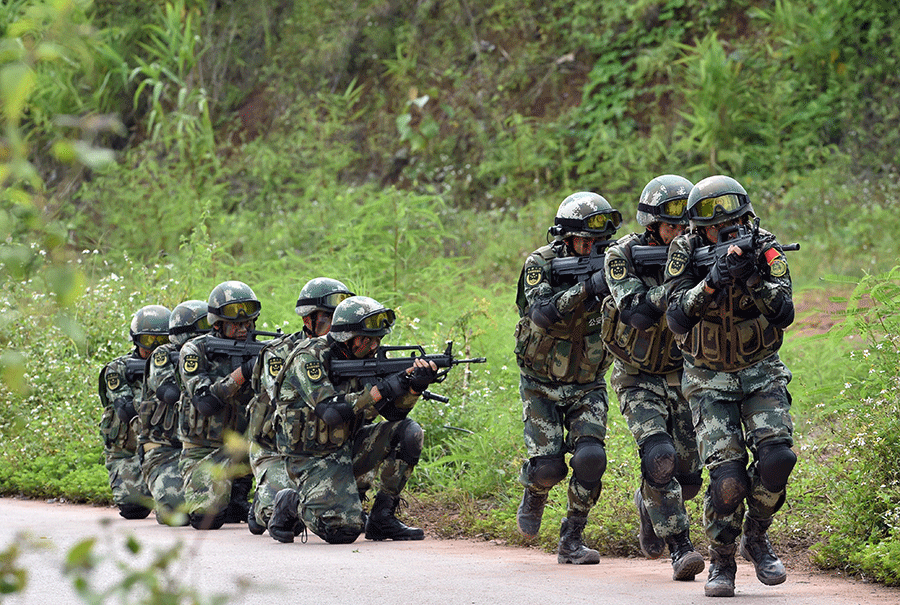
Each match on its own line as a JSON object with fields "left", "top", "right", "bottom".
{"left": 328, "top": 296, "right": 395, "bottom": 343}
{"left": 130, "top": 304, "right": 171, "bottom": 350}
{"left": 206, "top": 280, "right": 261, "bottom": 327}
{"left": 295, "top": 278, "right": 355, "bottom": 318}
{"left": 687, "top": 175, "right": 755, "bottom": 228}
{"left": 169, "top": 299, "right": 211, "bottom": 346}
{"left": 637, "top": 175, "right": 693, "bottom": 227}
{"left": 550, "top": 191, "right": 622, "bottom": 240}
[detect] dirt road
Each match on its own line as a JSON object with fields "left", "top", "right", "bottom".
{"left": 0, "top": 497, "right": 896, "bottom": 605}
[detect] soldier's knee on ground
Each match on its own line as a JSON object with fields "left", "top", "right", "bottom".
{"left": 397, "top": 418, "right": 424, "bottom": 466}
{"left": 756, "top": 440, "right": 796, "bottom": 493}
{"left": 570, "top": 438, "right": 606, "bottom": 490}
{"left": 118, "top": 502, "right": 152, "bottom": 520}
{"left": 709, "top": 461, "right": 750, "bottom": 515}
{"left": 525, "top": 454, "right": 568, "bottom": 490}
{"left": 677, "top": 471, "right": 703, "bottom": 501}
{"left": 640, "top": 433, "right": 676, "bottom": 488}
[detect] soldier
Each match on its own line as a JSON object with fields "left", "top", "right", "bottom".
{"left": 665, "top": 175, "right": 796, "bottom": 597}
{"left": 178, "top": 281, "right": 262, "bottom": 530}
{"left": 138, "top": 299, "right": 210, "bottom": 525}
{"left": 99, "top": 304, "right": 170, "bottom": 519}
{"left": 602, "top": 175, "right": 704, "bottom": 580}
{"left": 267, "top": 296, "right": 438, "bottom": 544}
{"left": 246, "top": 277, "right": 354, "bottom": 535}
{"left": 513, "top": 191, "right": 620, "bottom": 564}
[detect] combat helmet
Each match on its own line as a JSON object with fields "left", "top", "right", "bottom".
{"left": 207, "top": 280, "right": 261, "bottom": 327}
{"left": 550, "top": 192, "right": 622, "bottom": 240}
{"left": 328, "top": 296, "right": 395, "bottom": 343}
{"left": 169, "top": 299, "right": 211, "bottom": 346}
{"left": 687, "top": 175, "right": 755, "bottom": 228}
{"left": 637, "top": 175, "right": 693, "bottom": 227}
{"left": 130, "top": 305, "right": 171, "bottom": 350}
{"left": 295, "top": 278, "right": 355, "bottom": 318}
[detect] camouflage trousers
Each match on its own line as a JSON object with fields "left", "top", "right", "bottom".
{"left": 283, "top": 419, "right": 420, "bottom": 541}
{"left": 611, "top": 360, "right": 702, "bottom": 538}
{"left": 518, "top": 373, "right": 609, "bottom": 517}
{"left": 141, "top": 444, "right": 185, "bottom": 522}
{"left": 179, "top": 445, "right": 243, "bottom": 516}
{"left": 682, "top": 353, "right": 794, "bottom": 546}
{"left": 249, "top": 441, "right": 292, "bottom": 527}
{"left": 104, "top": 450, "right": 151, "bottom": 509}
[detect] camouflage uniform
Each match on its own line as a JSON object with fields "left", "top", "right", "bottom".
{"left": 138, "top": 344, "right": 185, "bottom": 523}
{"left": 604, "top": 232, "right": 702, "bottom": 540}
{"left": 247, "top": 331, "right": 306, "bottom": 528}
{"left": 272, "top": 336, "right": 422, "bottom": 543}
{"left": 514, "top": 240, "right": 611, "bottom": 518}
{"left": 665, "top": 227, "right": 794, "bottom": 547}
{"left": 178, "top": 333, "right": 254, "bottom": 524}
{"left": 99, "top": 353, "right": 153, "bottom": 518}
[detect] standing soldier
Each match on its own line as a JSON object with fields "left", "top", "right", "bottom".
{"left": 602, "top": 175, "right": 705, "bottom": 580}
{"left": 99, "top": 304, "right": 170, "bottom": 519}
{"left": 178, "top": 281, "right": 262, "bottom": 530}
{"left": 267, "top": 296, "right": 438, "bottom": 544}
{"left": 513, "top": 191, "right": 620, "bottom": 564}
{"left": 665, "top": 175, "right": 796, "bottom": 597}
{"left": 138, "top": 299, "right": 210, "bottom": 525}
{"left": 246, "top": 277, "right": 354, "bottom": 535}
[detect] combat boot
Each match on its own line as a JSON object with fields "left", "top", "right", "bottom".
{"left": 740, "top": 516, "right": 787, "bottom": 585}
{"left": 225, "top": 475, "right": 252, "bottom": 524}
{"left": 268, "top": 488, "right": 304, "bottom": 543}
{"left": 665, "top": 530, "right": 705, "bottom": 581}
{"left": 557, "top": 516, "right": 600, "bottom": 565}
{"left": 188, "top": 509, "right": 226, "bottom": 530}
{"left": 247, "top": 497, "right": 266, "bottom": 535}
{"left": 635, "top": 488, "right": 665, "bottom": 559}
{"left": 705, "top": 543, "right": 737, "bottom": 597}
{"left": 516, "top": 488, "right": 548, "bottom": 538}
{"left": 364, "top": 492, "right": 424, "bottom": 541}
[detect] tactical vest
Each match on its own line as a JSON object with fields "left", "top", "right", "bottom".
{"left": 514, "top": 246, "right": 609, "bottom": 384}
{"left": 98, "top": 356, "right": 141, "bottom": 456}
{"left": 601, "top": 234, "right": 683, "bottom": 375}
{"left": 247, "top": 332, "right": 304, "bottom": 451}
{"left": 676, "top": 280, "right": 783, "bottom": 372}
{"left": 137, "top": 344, "right": 181, "bottom": 448}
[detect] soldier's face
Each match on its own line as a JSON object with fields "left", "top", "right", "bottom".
{"left": 702, "top": 217, "right": 740, "bottom": 244}
{"left": 570, "top": 236, "right": 599, "bottom": 256}
{"left": 350, "top": 335, "right": 380, "bottom": 358}
{"left": 222, "top": 319, "right": 253, "bottom": 340}
{"left": 305, "top": 311, "right": 333, "bottom": 337}
{"left": 658, "top": 223, "right": 685, "bottom": 244}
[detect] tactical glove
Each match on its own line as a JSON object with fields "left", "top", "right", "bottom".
{"left": 113, "top": 396, "right": 137, "bottom": 423}
{"left": 156, "top": 381, "right": 181, "bottom": 406}
{"left": 585, "top": 270, "right": 608, "bottom": 299}
{"left": 375, "top": 371, "right": 410, "bottom": 406}
{"left": 407, "top": 364, "right": 438, "bottom": 394}
{"left": 706, "top": 255, "right": 732, "bottom": 291}
{"left": 240, "top": 357, "right": 256, "bottom": 382}
{"left": 314, "top": 396, "right": 355, "bottom": 427}
{"left": 725, "top": 251, "right": 757, "bottom": 282}
{"left": 194, "top": 386, "right": 225, "bottom": 416}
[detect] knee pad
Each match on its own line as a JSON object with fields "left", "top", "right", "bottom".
{"left": 320, "top": 525, "right": 362, "bottom": 544}
{"left": 708, "top": 461, "right": 750, "bottom": 515}
{"left": 118, "top": 503, "right": 152, "bottom": 520}
{"left": 757, "top": 440, "right": 797, "bottom": 492}
{"left": 640, "top": 433, "right": 676, "bottom": 489}
{"left": 527, "top": 455, "right": 568, "bottom": 490}
{"left": 570, "top": 438, "right": 607, "bottom": 490}
{"left": 396, "top": 418, "right": 424, "bottom": 466}
{"left": 677, "top": 471, "right": 703, "bottom": 501}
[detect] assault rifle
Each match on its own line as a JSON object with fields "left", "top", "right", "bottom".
{"left": 630, "top": 219, "right": 799, "bottom": 273}
{"left": 205, "top": 330, "right": 283, "bottom": 367}
{"left": 124, "top": 357, "right": 148, "bottom": 383}
{"left": 329, "top": 341, "right": 487, "bottom": 403}
{"left": 548, "top": 239, "right": 616, "bottom": 286}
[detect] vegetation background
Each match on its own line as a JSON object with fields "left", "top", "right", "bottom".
{"left": 2, "top": 0, "right": 900, "bottom": 592}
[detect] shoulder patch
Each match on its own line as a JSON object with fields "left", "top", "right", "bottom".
{"left": 182, "top": 353, "right": 200, "bottom": 374}
{"left": 152, "top": 348, "right": 169, "bottom": 368}
{"left": 608, "top": 258, "right": 627, "bottom": 281}
{"left": 105, "top": 371, "right": 121, "bottom": 391}
{"left": 305, "top": 361, "right": 324, "bottom": 382}
{"left": 666, "top": 251, "right": 689, "bottom": 278}
{"left": 769, "top": 256, "right": 788, "bottom": 277}
{"left": 267, "top": 356, "right": 284, "bottom": 378}
{"left": 525, "top": 265, "right": 543, "bottom": 287}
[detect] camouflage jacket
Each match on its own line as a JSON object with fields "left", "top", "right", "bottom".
{"left": 138, "top": 343, "right": 182, "bottom": 448}
{"left": 247, "top": 330, "right": 308, "bottom": 451}
{"left": 99, "top": 352, "right": 145, "bottom": 456}
{"left": 665, "top": 228, "right": 794, "bottom": 371}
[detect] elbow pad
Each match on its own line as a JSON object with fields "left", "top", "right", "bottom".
{"left": 156, "top": 382, "right": 181, "bottom": 406}
{"left": 314, "top": 395, "right": 355, "bottom": 427}
{"left": 113, "top": 396, "right": 136, "bottom": 423}
{"left": 765, "top": 297, "right": 795, "bottom": 329}
{"left": 528, "top": 298, "right": 562, "bottom": 329}
{"left": 621, "top": 299, "right": 663, "bottom": 331}
{"left": 193, "top": 387, "right": 224, "bottom": 416}
{"left": 666, "top": 301, "right": 698, "bottom": 336}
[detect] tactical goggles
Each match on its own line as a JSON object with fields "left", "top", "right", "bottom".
{"left": 638, "top": 198, "right": 688, "bottom": 221}
{"left": 691, "top": 194, "right": 745, "bottom": 219}
{"left": 331, "top": 309, "right": 396, "bottom": 334}
{"left": 169, "top": 316, "right": 212, "bottom": 336}
{"left": 555, "top": 210, "right": 623, "bottom": 233}
{"left": 295, "top": 291, "right": 353, "bottom": 311}
{"left": 209, "top": 300, "right": 261, "bottom": 320}
{"left": 135, "top": 333, "right": 169, "bottom": 349}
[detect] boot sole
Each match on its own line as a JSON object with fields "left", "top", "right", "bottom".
{"left": 673, "top": 551, "right": 706, "bottom": 581}
{"left": 704, "top": 584, "right": 735, "bottom": 597}
{"left": 740, "top": 542, "right": 787, "bottom": 585}
{"left": 365, "top": 533, "right": 425, "bottom": 541}
{"left": 557, "top": 554, "right": 601, "bottom": 565}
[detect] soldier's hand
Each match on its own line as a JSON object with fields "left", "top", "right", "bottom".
{"left": 314, "top": 395, "right": 354, "bottom": 427}
{"left": 706, "top": 254, "right": 732, "bottom": 291}
{"left": 725, "top": 249, "right": 757, "bottom": 282}
{"left": 585, "top": 270, "right": 608, "bottom": 299}
{"left": 407, "top": 360, "right": 439, "bottom": 394}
